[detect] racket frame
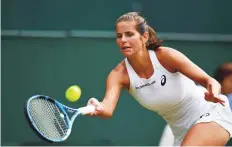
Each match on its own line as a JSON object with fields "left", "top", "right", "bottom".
{"left": 24, "top": 95, "right": 81, "bottom": 143}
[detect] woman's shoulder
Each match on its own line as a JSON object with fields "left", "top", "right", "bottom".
{"left": 155, "top": 46, "right": 184, "bottom": 61}
{"left": 107, "top": 60, "right": 130, "bottom": 88}
{"left": 154, "top": 46, "right": 180, "bottom": 73}
{"left": 112, "top": 60, "right": 128, "bottom": 75}
{"left": 155, "top": 46, "right": 176, "bottom": 54}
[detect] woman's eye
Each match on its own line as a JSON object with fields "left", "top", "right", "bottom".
{"left": 127, "top": 32, "right": 134, "bottom": 37}
{"left": 116, "top": 34, "right": 122, "bottom": 38}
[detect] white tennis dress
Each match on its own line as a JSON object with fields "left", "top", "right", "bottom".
{"left": 125, "top": 50, "right": 232, "bottom": 146}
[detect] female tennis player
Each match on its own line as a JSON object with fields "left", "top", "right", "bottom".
{"left": 86, "top": 12, "right": 232, "bottom": 146}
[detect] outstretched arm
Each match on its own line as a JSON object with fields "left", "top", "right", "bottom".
{"left": 87, "top": 63, "right": 127, "bottom": 118}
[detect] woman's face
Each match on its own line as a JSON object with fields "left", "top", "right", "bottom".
{"left": 116, "top": 21, "right": 145, "bottom": 57}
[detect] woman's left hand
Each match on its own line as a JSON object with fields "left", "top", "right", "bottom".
{"left": 204, "top": 84, "right": 225, "bottom": 106}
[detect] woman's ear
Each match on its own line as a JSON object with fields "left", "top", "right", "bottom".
{"left": 141, "top": 32, "right": 149, "bottom": 44}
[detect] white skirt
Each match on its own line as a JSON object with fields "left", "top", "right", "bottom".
{"left": 194, "top": 96, "right": 232, "bottom": 136}
{"left": 173, "top": 95, "right": 232, "bottom": 146}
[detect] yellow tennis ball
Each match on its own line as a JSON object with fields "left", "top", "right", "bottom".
{"left": 65, "top": 85, "right": 81, "bottom": 102}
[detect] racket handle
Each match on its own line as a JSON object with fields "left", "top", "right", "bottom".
{"left": 78, "top": 105, "right": 95, "bottom": 115}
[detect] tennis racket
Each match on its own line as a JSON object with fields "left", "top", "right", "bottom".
{"left": 24, "top": 95, "right": 95, "bottom": 143}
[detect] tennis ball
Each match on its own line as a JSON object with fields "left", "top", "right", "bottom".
{"left": 65, "top": 85, "right": 82, "bottom": 102}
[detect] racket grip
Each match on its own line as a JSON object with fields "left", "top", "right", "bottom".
{"left": 78, "top": 105, "right": 95, "bottom": 115}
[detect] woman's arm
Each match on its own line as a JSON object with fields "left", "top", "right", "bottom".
{"left": 159, "top": 47, "right": 224, "bottom": 104}
{"left": 87, "top": 63, "right": 127, "bottom": 118}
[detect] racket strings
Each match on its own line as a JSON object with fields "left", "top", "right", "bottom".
{"left": 28, "top": 98, "right": 69, "bottom": 140}
{"left": 45, "top": 99, "right": 66, "bottom": 137}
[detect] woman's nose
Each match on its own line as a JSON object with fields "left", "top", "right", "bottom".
{"left": 121, "top": 35, "right": 127, "bottom": 43}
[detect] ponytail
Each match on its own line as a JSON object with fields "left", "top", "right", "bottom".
{"left": 146, "top": 25, "right": 162, "bottom": 51}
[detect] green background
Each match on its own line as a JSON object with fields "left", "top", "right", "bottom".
{"left": 3, "top": 0, "right": 232, "bottom": 33}
{"left": 2, "top": 0, "right": 232, "bottom": 146}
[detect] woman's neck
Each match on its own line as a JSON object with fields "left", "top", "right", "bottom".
{"left": 127, "top": 50, "right": 154, "bottom": 79}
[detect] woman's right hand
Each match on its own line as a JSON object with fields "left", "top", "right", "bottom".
{"left": 87, "top": 97, "right": 103, "bottom": 116}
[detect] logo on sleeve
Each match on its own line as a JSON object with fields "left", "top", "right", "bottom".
{"left": 160, "top": 75, "right": 166, "bottom": 86}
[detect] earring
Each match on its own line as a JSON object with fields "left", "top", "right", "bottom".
{"left": 143, "top": 42, "right": 146, "bottom": 46}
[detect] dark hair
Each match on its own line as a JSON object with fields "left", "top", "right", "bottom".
{"left": 116, "top": 12, "right": 162, "bottom": 51}
{"left": 214, "top": 63, "right": 232, "bottom": 83}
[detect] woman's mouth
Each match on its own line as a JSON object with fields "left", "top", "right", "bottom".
{"left": 122, "top": 46, "right": 131, "bottom": 51}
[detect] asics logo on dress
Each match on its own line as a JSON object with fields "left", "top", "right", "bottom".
{"left": 199, "top": 113, "right": 210, "bottom": 119}
{"left": 161, "top": 75, "right": 166, "bottom": 86}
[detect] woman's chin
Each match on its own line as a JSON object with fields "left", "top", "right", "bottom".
{"left": 121, "top": 49, "right": 133, "bottom": 56}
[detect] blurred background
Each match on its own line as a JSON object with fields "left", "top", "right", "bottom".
{"left": 1, "top": 0, "right": 232, "bottom": 146}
